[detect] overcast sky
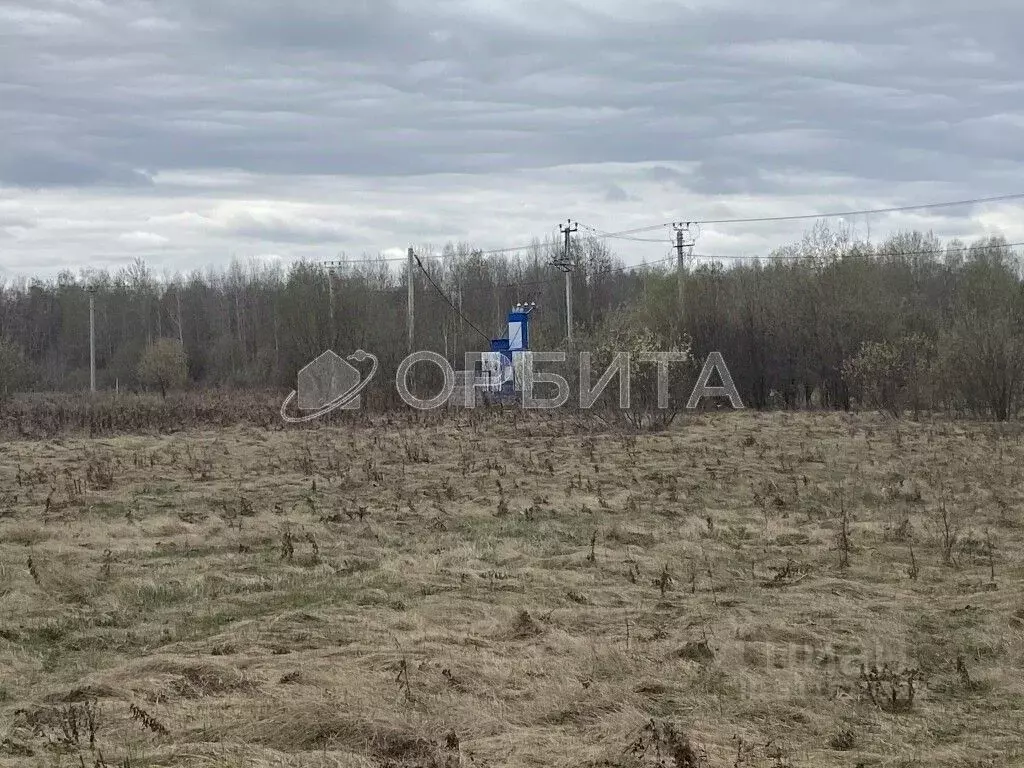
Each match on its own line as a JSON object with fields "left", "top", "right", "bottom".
{"left": 2, "top": 0, "right": 1023, "bottom": 279}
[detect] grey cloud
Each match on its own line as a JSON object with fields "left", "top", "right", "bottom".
{"left": 0, "top": 212, "right": 34, "bottom": 230}
{"left": 645, "top": 166, "right": 689, "bottom": 186}
{"left": 687, "top": 158, "right": 779, "bottom": 196}
{"left": 603, "top": 183, "right": 633, "bottom": 202}
{"left": 0, "top": 149, "right": 154, "bottom": 189}
{"left": 361, "top": 213, "right": 464, "bottom": 240}
{"left": 224, "top": 212, "right": 358, "bottom": 244}
{"left": 2, "top": 0, "right": 1023, "bottom": 271}
{"left": 5, "top": 0, "right": 1023, "bottom": 184}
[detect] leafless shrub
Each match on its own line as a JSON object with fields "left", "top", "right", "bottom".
{"left": 762, "top": 559, "right": 810, "bottom": 588}
{"left": 99, "top": 549, "right": 113, "bottom": 580}
{"left": 936, "top": 500, "right": 961, "bottom": 567}
{"left": 858, "top": 664, "right": 921, "bottom": 712}
{"left": 129, "top": 703, "right": 168, "bottom": 736}
{"left": 828, "top": 728, "right": 856, "bottom": 751}
{"left": 907, "top": 543, "right": 919, "bottom": 580}
{"left": 280, "top": 525, "right": 295, "bottom": 562}
{"left": 32, "top": 700, "right": 100, "bottom": 750}
{"left": 653, "top": 564, "right": 673, "bottom": 598}
{"left": 85, "top": 454, "right": 115, "bottom": 490}
{"left": 305, "top": 531, "right": 321, "bottom": 564}
{"left": 2, "top": 391, "right": 286, "bottom": 439}
{"left": 835, "top": 490, "right": 852, "bottom": 569}
{"left": 26, "top": 554, "right": 40, "bottom": 585}
{"left": 624, "top": 719, "right": 706, "bottom": 767}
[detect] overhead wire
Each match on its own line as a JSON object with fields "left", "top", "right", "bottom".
{"left": 412, "top": 253, "right": 493, "bottom": 343}
{"left": 495, "top": 254, "right": 680, "bottom": 292}
{"left": 411, "top": 237, "right": 1024, "bottom": 345}
{"left": 581, "top": 191, "right": 1024, "bottom": 238}
{"left": 414, "top": 236, "right": 1024, "bottom": 299}
{"left": 498, "top": 239, "right": 1024, "bottom": 286}
{"left": 330, "top": 236, "right": 1024, "bottom": 281}
{"left": 319, "top": 192, "right": 1024, "bottom": 266}
{"left": 322, "top": 241, "right": 546, "bottom": 266}
{"left": 689, "top": 239, "right": 1024, "bottom": 262}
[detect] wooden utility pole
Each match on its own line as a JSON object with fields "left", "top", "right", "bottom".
{"left": 553, "top": 220, "right": 577, "bottom": 346}
{"left": 327, "top": 272, "right": 334, "bottom": 341}
{"left": 88, "top": 286, "right": 96, "bottom": 393}
{"left": 407, "top": 247, "right": 415, "bottom": 353}
{"left": 321, "top": 260, "right": 342, "bottom": 347}
{"left": 175, "top": 289, "right": 184, "bottom": 345}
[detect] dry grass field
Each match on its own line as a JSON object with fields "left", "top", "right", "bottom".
{"left": 0, "top": 411, "right": 1022, "bottom": 767}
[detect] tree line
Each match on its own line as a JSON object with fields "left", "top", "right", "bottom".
{"left": 1, "top": 223, "right": 1023, "bottom": 418}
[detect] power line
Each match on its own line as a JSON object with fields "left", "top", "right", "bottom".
{"left": 583, "top": 192, "right": 1024, "bottom": 237}
{"left": 576, "top": 239, "right": 1023, "bottom": 266}
{"left": 298, "top": 192, "right": 1024, "bottom": 264}
{"left": 318, "top": 241, "right": 547, "bottom": 266}
{"left": 690, "top": 239, "right": 1024, "bottom": 262}
{"left": 327, "top": 237, "right": 1024, "bottom": 291}
{"left": 304, "top": 192, "right": 1024, "bottom": 268}
{"left": 478, "top": 241, "right": 547, "bottom": 256}
{"left": 407, "top": 238, "right": 1024, "bottom": 329}
{"left": 699, "top": 192, "right": 1024, "bottom": 226}
{"left": 502, "top": 239, "right": 1024, "bottom": 281}
{"left": 413, "top": 253, "right": 493, "bottom": 343}
{"left": 601, "top": 234, "right": 672, "bottom": 243}
{"left": 496, "top": 255, "right": 680, "bottom": 291}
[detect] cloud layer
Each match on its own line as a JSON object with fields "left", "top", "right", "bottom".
{"left": 2, "top": 0, "right": 1023, "bottom": 277}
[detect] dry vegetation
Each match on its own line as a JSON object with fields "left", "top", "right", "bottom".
{"left": 0, "top": 411, "right": 1022, "bottom": 767}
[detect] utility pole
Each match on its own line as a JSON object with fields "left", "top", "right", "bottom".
{"left": 407, "top": 247, "right": 415, "bottom": 353}
{"left": 175, "top": 289, "right": 184, "bottom": 345}
{"left": 673, "top": 222, "right": 695, "bottom": 333}
{"left": 327, "top": 270, "right": 334, "bottom": 340}
{"left": 88, "top": 286, "right": 96, "bottom": 393}
{"left": 321, "top": 260, "right": 342, "bottom": 347}
{"left": 552, "top": 220, "right": 577, "bottom": 346}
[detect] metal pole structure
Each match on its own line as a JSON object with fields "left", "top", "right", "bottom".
{"left": 673, "top": 222, "right": 695, "bottom": 337}
{"left": 564, "top": 270, "right": 573, "bottom": 346}
{"left": 407, "top": 247, "right": 415, "bottom": 353}
{"left": 674, "top": 224, "right": 685, "bottom": 313}
{"left": 555, "top": 220, "right": 577, "bottom": 346}
{"left": 88, "top": 287, "right": 96, "bottom": 393}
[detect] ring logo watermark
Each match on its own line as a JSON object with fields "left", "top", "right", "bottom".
{"left": 281, "top": 348, "right": 742, "bottom": 420}
{"left": 280, "top": 349, "right": 378, "bottom": 422}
